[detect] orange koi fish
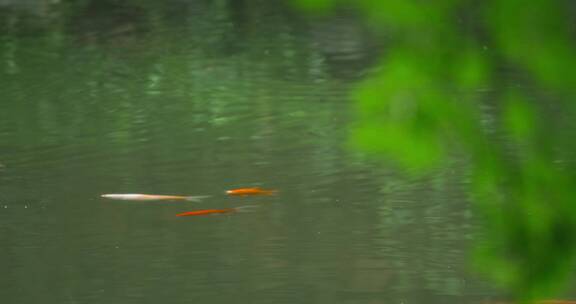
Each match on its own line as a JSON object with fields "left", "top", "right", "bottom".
{"left": 101, "top": 194, "right": 210, "bottom": 202}
{"left": 176, "top": 208, "right": 237, "bottom": 217}
{"left": 226, "top": 187, "right": 276, "bottom": 196}
{"left": 176, "top": 205, "right": 258, "bottom": 217}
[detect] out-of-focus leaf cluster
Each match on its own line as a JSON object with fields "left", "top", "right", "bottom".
{"left": 296, "top": 0, "right": 576, "bottom": 302}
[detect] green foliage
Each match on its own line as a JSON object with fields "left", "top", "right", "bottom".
{"left": 297, "top": 0, "right": 576, "bottom": 302}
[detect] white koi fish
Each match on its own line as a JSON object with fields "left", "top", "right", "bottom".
{"left": 101, "top": 194, "right": 210, "bottom": 202}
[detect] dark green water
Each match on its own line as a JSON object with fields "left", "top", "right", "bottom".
{"left": 0, "top": 1, "right": 495, "bottom": 303}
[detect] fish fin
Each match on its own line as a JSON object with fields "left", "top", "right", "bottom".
{"left": 184, "top": 195, "right": 211, "bottom": 202}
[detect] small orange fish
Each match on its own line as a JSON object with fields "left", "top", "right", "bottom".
{"left": 226, "top": 187, "right": 276, "bottom": 196}
{"left": 176, "top": 208, "right": 237, "bottom": 217}
{"left": 101, "top": 194, "right": 210, "bottom": 202}
{"left": 176, "top": 205, "right": 258, "bottom": 217}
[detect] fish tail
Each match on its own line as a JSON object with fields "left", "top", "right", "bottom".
{"left": 184, "top": 195, "right": 211, "bottom": 202}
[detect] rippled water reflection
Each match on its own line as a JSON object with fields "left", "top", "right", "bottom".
{"left": 0, "top": 1, "right": 496, "bottom": 303}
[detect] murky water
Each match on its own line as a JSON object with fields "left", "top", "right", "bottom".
{"left": 1, "top": 1, "right": 498, "bottom": 303}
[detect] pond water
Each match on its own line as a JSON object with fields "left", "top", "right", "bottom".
{"left": 0, "top": 1, "right": 498, "bottom": 303}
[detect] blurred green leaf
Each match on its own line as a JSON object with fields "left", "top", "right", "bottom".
{"left": 299, "top": 0, "right": 576, "bottom": 302}
{"left": 503, "top": 90, "right": 536, "bottom": 142}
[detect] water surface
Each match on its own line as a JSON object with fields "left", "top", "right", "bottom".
{"left": 0, "top": 1, "right": 495, "bottom": 303}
